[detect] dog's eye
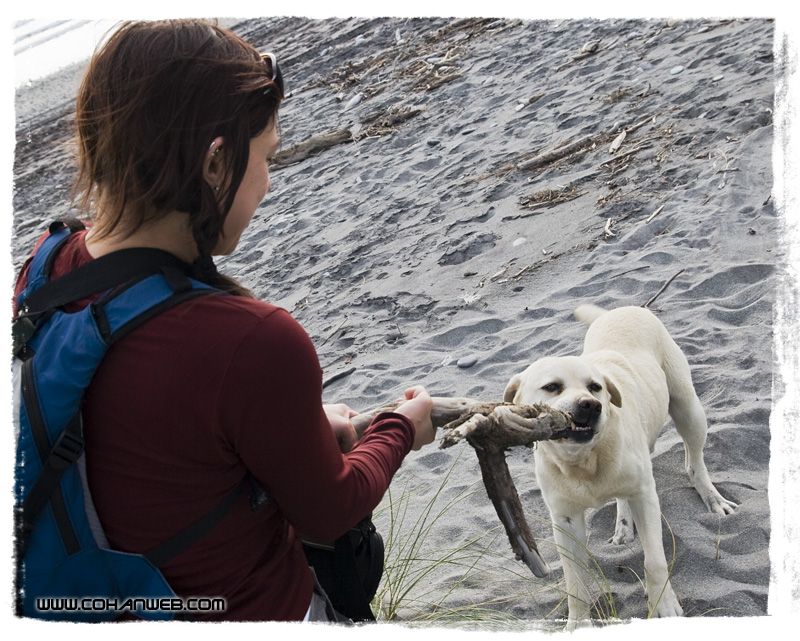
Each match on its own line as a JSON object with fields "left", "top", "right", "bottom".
{"left": 542, "top": 383, "right": 562, "bottom": 394}
{"left": 588, "top": 382, "right": 603, "bottom": 393}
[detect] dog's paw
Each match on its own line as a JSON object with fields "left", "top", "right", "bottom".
{"left": 608, "top": 525, "right": 635, "bottom": 545}
{"left": 652, "top": 596, "right": 684, "bottom": 619}
{"left": 710, "top": 498, "right": 737, "bottom": 515}
{"left": 565, "top": 617, "right": 594, "bottom": 631}
{"left": 704, "top": 490, "right": 737, "bottom": 515}
{"left": 649, "top": 585, "right": 683, "bottom": 619}
{"left": 609, "top": 503, "right": 635, "bottom": 544}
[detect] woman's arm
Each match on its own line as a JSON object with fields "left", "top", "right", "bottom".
{"left": 215, "top": 307, "right": 416, "bottom": 541}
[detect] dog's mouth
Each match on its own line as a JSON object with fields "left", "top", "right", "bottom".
{"left": 549, "top": 420, "right": 596, "bottom": 443}
{"left": 566, "top": 421, "right": 596, "bottom": 442}
{"left": 550, "top": 405, "right": 600, "bottom": 443}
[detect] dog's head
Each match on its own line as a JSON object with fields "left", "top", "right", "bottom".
{"left": 503, "top": 355, "right": 622, "bottom": 444}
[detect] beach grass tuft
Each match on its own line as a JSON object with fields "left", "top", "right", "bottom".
{"left": 371, "top": 450, "right": 556, "bottom": 629}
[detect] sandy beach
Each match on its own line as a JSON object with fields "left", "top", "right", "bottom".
{"left": 10, "top": 15, "right": 796, "bottom": 635}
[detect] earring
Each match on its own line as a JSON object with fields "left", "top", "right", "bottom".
{"left": 214, "top": 185, "right": 220, "bottom": 191}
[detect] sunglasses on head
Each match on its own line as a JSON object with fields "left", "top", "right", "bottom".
{"left": 261, "top": 52, "right": 285, "bottom": 98}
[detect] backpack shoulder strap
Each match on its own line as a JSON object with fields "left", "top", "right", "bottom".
{"left": 13, "top": 220, "right": 203, "bottom": 358}
{"left": 16, "top": 222, "right": 75, "bottom": 310}
{"left": 17, "top": 223, "right": 196, "bottom": 320}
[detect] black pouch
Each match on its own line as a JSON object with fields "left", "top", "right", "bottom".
{"left": 302, "top": 514, "right": 384, "bottom": 622}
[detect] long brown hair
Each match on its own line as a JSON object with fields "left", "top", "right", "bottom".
{"left": 74, "top": 19, "right": 283, "bottom": 296}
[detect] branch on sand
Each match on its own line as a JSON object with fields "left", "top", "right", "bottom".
{"left": 353, "top": 396, "right": 577, "bottom": 579}
{"left": 469, "top": 113, "right": 656, "bottom": 183}
{"left": 516, "top": 134, "right": 597, "bottom": 172}
{"left": 270, "top": 128, "right": 354, "bottom": 168}
{"left": 270, "top": 107, "right": 424, "bottom": 168}
{"left": 642, "top": 268, "right": 685, "bottom": 308}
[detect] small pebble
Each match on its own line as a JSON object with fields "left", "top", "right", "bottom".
{"left": 457, "top": 356, "right": 478, "bottom": 368}
{"left": 713, "top": 74, "right": 724, "bottom": 82}
{"left": 427, "top": 138, "right": 441, "bottom": 147}
{"left": 670, "top": 65, "right": 684, "bottom": 75}
{"left": 513, "top": 237, "right": 527, "bottom": 247}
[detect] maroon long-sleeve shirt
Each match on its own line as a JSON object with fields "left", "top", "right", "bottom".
{"left": 15, "top": 229, "right": 415, "bottom": 620}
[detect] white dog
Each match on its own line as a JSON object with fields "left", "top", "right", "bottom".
{"left": 503, "top": 304, "right": 736, "bottom": 628}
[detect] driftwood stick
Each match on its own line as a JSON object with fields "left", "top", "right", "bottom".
{"left": 351, "top": 396, "right": 482, "bottom": 437}
{"left": 474, "top": 435, "right": 551, "bottom": 577}
{"left": 271, "top": 128, "right": 353, "bottom": 168}
{"left": 438, "top": 403, "right": 572, "bottom": 448}
{"left": 642, "top": 268, "right": 685, "bottom": 308}
{"left": 361, "top": 107, "right": 423, "bottom": 128}
{"left": 352, "top": 397, "right": 575, "bottom": 578}
{"left": 516, "top": 134, "right": 597, "bottom": 172}
{"left": 352, "top": 397, "right": 571, "bottom": 440}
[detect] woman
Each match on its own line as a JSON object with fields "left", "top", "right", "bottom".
{"left": 14, "top": 19, "right": 435, "bottom": 621}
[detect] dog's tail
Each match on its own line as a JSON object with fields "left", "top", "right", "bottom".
{"left": 574, "top": 304, "right": 607, "bottom": 326}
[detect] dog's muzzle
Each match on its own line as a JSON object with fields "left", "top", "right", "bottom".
{"left": 566, "top": 398, "right": 602, "bottom": 442}
{"left": 573, "top": 398, "right": 601, "bottom": 427}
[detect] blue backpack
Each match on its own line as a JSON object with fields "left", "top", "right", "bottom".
{"left": 12, "top": 221, "right": 257, "bottom": 621}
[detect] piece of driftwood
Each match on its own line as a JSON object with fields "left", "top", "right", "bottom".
{"left": 642, "top": 268, "right": 685, "bottom": 309}
{"left": 516, "top": 134, "right": 597, "bottom": 172}
{"left": 352, "top": 396, "right": 476, "bottom": 437}
{"left": 357, "top": 107, "right": 424, "bottom": 140}
{"left": 360, "top": 106, "right": 423, "bottom": 128}
{"left": 481, "top": 114, "right": 655, "bottom": 182}
{"left": 271, "top": 129, "right": 353, "bottom": 168}
{"left": 352, "top": 397, "right": 575, "bottom": 578}
{"left": 517, "top": 185, "right": 585, "bottom": 213}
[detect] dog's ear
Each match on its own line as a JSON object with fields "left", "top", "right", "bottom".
{"left": 605, "top": 375, "right": 623, "bottom": 407}
{"left": 504, "top": 374, "right": 522, "bottom": 403}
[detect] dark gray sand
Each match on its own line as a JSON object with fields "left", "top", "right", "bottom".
{"left": 11, "top": 16, "right": 793, "bottom": 634}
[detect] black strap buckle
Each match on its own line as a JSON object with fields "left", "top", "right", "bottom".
{"left": 48, "top": 429, "right": 85, "bottom": 471}
{"left": 12, "top": 316, "right": 38, "bottom": 359}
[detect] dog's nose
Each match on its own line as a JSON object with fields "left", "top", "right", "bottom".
{"left": 573, "top": 398, "right": 602, "bottom": 426}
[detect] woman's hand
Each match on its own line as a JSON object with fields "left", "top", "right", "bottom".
{"left": 323, "top": 403, "right": 359, "bottom": 453}
{"left": 394, "top": 386, "right": 435, "bottom": 450}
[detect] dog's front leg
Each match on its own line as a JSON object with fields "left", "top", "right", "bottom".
{"left": 551, "top": 509, "right": 593, "bottom": 630}
{"left": 629, "top": 487, "right": 684, "bottom": 619}
{"left": 610, "top": 498, "right": 635, "bottom": 544}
